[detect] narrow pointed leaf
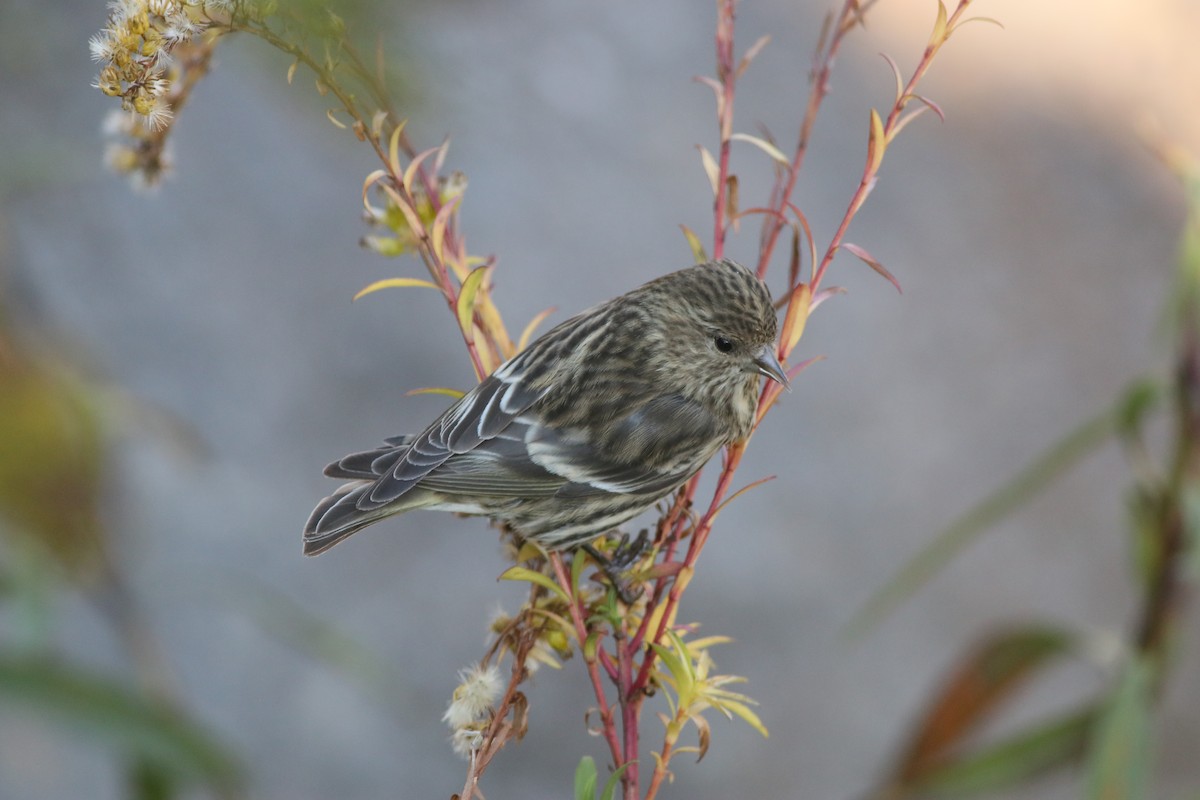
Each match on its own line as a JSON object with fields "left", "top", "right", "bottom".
{"left": 680, "top": 224, "right": 709, "bottom": 264}
{"left": 598, "top": 761, "right": 633, "bottom": 800}
{"left": 325, "top": 108, "right": 347, "bottom": 129}
{"left": 404, "top": 387, "right": 465, "bottom": 399}
{"left": 736, "top": 35, "right": 771, "bottom": 79}
{"left": 430, "top": 196, "right": 459, "bottom": 264}
{"left": 696, "top": 145, "right": 720, "bottom": 196}
{"left": 715, "top": 698, "right": 769, "bottom": 738}
{"left": 388, "top": 118, "right": 408, "bottom": 174}
{"left": 780, "top": 283, "right": 812, "bottom": 355}
{"left": 402, "top": 145, "right": 440, "bottom": 196}
{"left": 730, "top": 133, "right": 790, "bottom": 165}
{"left": 713, "top": 476, "right": 776, "bottom": 518}
{"left": 353, "top": 277, "right": 441, "bottom": 301}
{"left": 498, "top": 566, "right": 569, "bottom": 604}
{"left": 574, "top": 755, "right": 598, "bottom": 800}
{"left": 866, "top": 109, "right": 887, "bottom": 175}
{"left": 931, "top": 1, "right": 949, "bottom": 45}
{"left": 911, "top": 705, "right": 1096, "bottom": 796}
{"left": 842, "top": 242, "right": 901, "bottom": 293}
{"left": 456, "top": 266, "right": 489, "bottom": 335}
{"left": 890, "top": 627, "right": 1076, "bottom": 783}
{"left": 1086, "top": 657, "right": 1153, "bottom": 800}
{"left": 0, "top": 656, "right": 242, "bottom": 790}
{"left": 880, "top": 52, "right": 904, "bottom": 104}
{"left": 518, "top": 307, "right": 557, "bottom": 352}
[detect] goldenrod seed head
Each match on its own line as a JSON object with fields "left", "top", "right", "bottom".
{"left": 126, "top": 11, "right": 150, "bottom": 36}
{"left": 96, "top": 65, "right": 123, "bottom": 96}
{"left": 450, "top": 724, "right": 487, "bottom": 759}
{"left": 443, "top": 664, "right": 502, "bottom": 729}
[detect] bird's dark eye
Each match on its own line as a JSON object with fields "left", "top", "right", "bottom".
{"left": 714, "top": 335, "right": 735, "bottom": 353}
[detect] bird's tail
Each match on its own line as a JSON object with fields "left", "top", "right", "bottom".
{"left": 302, "top": 480, "right": 398, "bottom": 556}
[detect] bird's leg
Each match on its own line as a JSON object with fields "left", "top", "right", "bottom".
{"left": 583, "top": 530, "right": 650, "bottom": 605}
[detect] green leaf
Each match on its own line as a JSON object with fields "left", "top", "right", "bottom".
{"left": 353, "top": 277, "right": 441, "bottom": 300}
{"left": 599, "top": 761, "right": 633, "bottom": 800}
{"left": 730, "top": 132, "right": 790, "bottom": 165}
{"left": 713, "top": 697, "right": 769, "bottom": 738}
{"left": 456, "top": 265, "right": 488, "bottom": 335}
{"left": 498, "top": 565, "right": 569, "bottom": 604}
{"left": 913, "top": 705, "right": 1096, "bottom": 796}
{"left": 0, "top": 656, "right": 242, "bottom": 791}
{"left": 884, "top": 626, "right": 1077, "bottom": 788}
{"left": 570, "top": 549, "right": 590, "bottom": 598}
{"left": 574, "top": 755, "right": 598, "bottom": 800}
{"left": 679, "top": 224, "right": 708, "bottom": 264}
{"left": 1086, "top": 656, "right": 1154, "bottom": 800}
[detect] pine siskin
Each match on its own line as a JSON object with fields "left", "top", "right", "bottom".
{"left": 303, "top": 258, "right": 789, "bottom": 556}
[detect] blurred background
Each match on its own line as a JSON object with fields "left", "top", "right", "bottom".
{"left": 2, "top": 0, "right": 1199, "bottom": 798}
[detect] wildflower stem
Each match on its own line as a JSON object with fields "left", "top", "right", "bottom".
{"left": 710, "top": 0, "right": 738, "bottom": 260}
{"left": 549, "top": 553, "right": 625, "bottom": 771}
{"left": 810, "top": 0, "right": 974, "bottom": 293}
{"left": 754, "top": 0, "right": 880, "bottom": 278}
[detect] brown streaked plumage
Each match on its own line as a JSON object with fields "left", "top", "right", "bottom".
{"left": 303, "top": 258, "right": 787, "bottom": 555}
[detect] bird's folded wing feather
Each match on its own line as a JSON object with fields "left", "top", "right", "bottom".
{"left": 329, "top": 353, "right": 550, "bottom": 510}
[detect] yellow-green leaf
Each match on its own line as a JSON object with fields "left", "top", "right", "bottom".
{"left": 325, "top": 108, "right": 347, "bottom": 130}
{"left": 679, "top": 224, "right": 709, "bottom": 264}
{"left": 696, "top": 145, "right": 720, "bottom": 196}
{"left": 498, "top": 566, "right": 569, "bottom": 604}
{"left": 404, "top": 387, "right": 465, "bottom": 399}
{"left": 867, "top": 108, "right": 886, "bottom": 175}
{"left": 402, "top": 145, "right": 439, "bottom": 196}
{"left": 780, "top": 282, "right": 812, "bottom": 355}
{"left": 353, "top": 277, "right": 441, "bottom": 301}
{"left": 570, "top": 549, "right": 590, "bottom": 597}
{"left": 456, "top": 266, "right": 488, "bottom": 335}
{"left": 714, "top": 698, "right": 769, "bottom": 737}
{"left": 1086, "top": 656, "right": 1153, "bottom": 800}
{"left": 730, "top": 132, "right": 790, "bottom": 165}
{"left": 517, "top": 307, "right": 557, "bottom": 352}
{"left": 430, "top": 196, "right": 459, "bottom": 264}
{"left": 387, "top": 118, "right": 408, "bottom": 173}
{"left": 931, "top": 0, "right": 949, "bottom": 45}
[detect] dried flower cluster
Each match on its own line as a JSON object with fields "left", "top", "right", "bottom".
{"left": 90, "top": 0, "right": 243, "bottom": 186}
{"left": 443, "top": 664, "right": 503, "bottom": 758}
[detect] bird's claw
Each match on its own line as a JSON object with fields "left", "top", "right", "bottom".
{"left": 583, "top": 531, "right": 651, "bottom": 605}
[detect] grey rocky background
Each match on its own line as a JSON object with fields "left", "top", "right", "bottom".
{"left": 2, "top": 1, "right": 1199, "bottom": 798}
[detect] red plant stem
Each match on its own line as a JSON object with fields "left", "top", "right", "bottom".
{"left": 629, "top": 483, "right": 697, "bottom": 653}
{"left": 642, "top": 737, "right": 676, "bottom": 800}
{"left": 711, "top": 0, "right": 737, "bottom": 260}
{"left": 810, "top": 0, "right": 972, "bottom": 292}
{"left": 754, "top": 0, "right": 878, "bottom": 279}
{"left": 618, "top": 638, "right": 639, "bottom": 800}
{"left": 549, "top": 554, "right": 624, "bottom": 770}
{"left": 630, "top": 444, "right": 745, "bottom": 695}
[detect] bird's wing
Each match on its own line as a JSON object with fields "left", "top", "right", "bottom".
{"left": 337, "top": 354, "right": 551, "bottom": 511}
{"left": 415, "top": 392, "right": 721, "bottom": 500}
{"left": 529, "top": 392, "right": 723, "bottom": 497}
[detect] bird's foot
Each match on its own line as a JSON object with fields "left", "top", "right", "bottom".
{"left": 583, "top": 531, "right": 650, "bottom": 605}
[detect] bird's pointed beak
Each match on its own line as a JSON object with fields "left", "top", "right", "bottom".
{"left": 753, "top": 345, "right": 791, "bottom": 392}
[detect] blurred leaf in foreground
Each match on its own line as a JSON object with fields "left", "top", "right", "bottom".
{"left": 0, "top": 655, "right": 243, "bottom": 795}
{"left": 0, "top": 325, "right": 108, "bottom": 583}
{"left": 1085, "top": 655, "right": 1153, "bottom": 800}
{"left": 873, "top": 625, "right": 1080, "bottom": 798}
